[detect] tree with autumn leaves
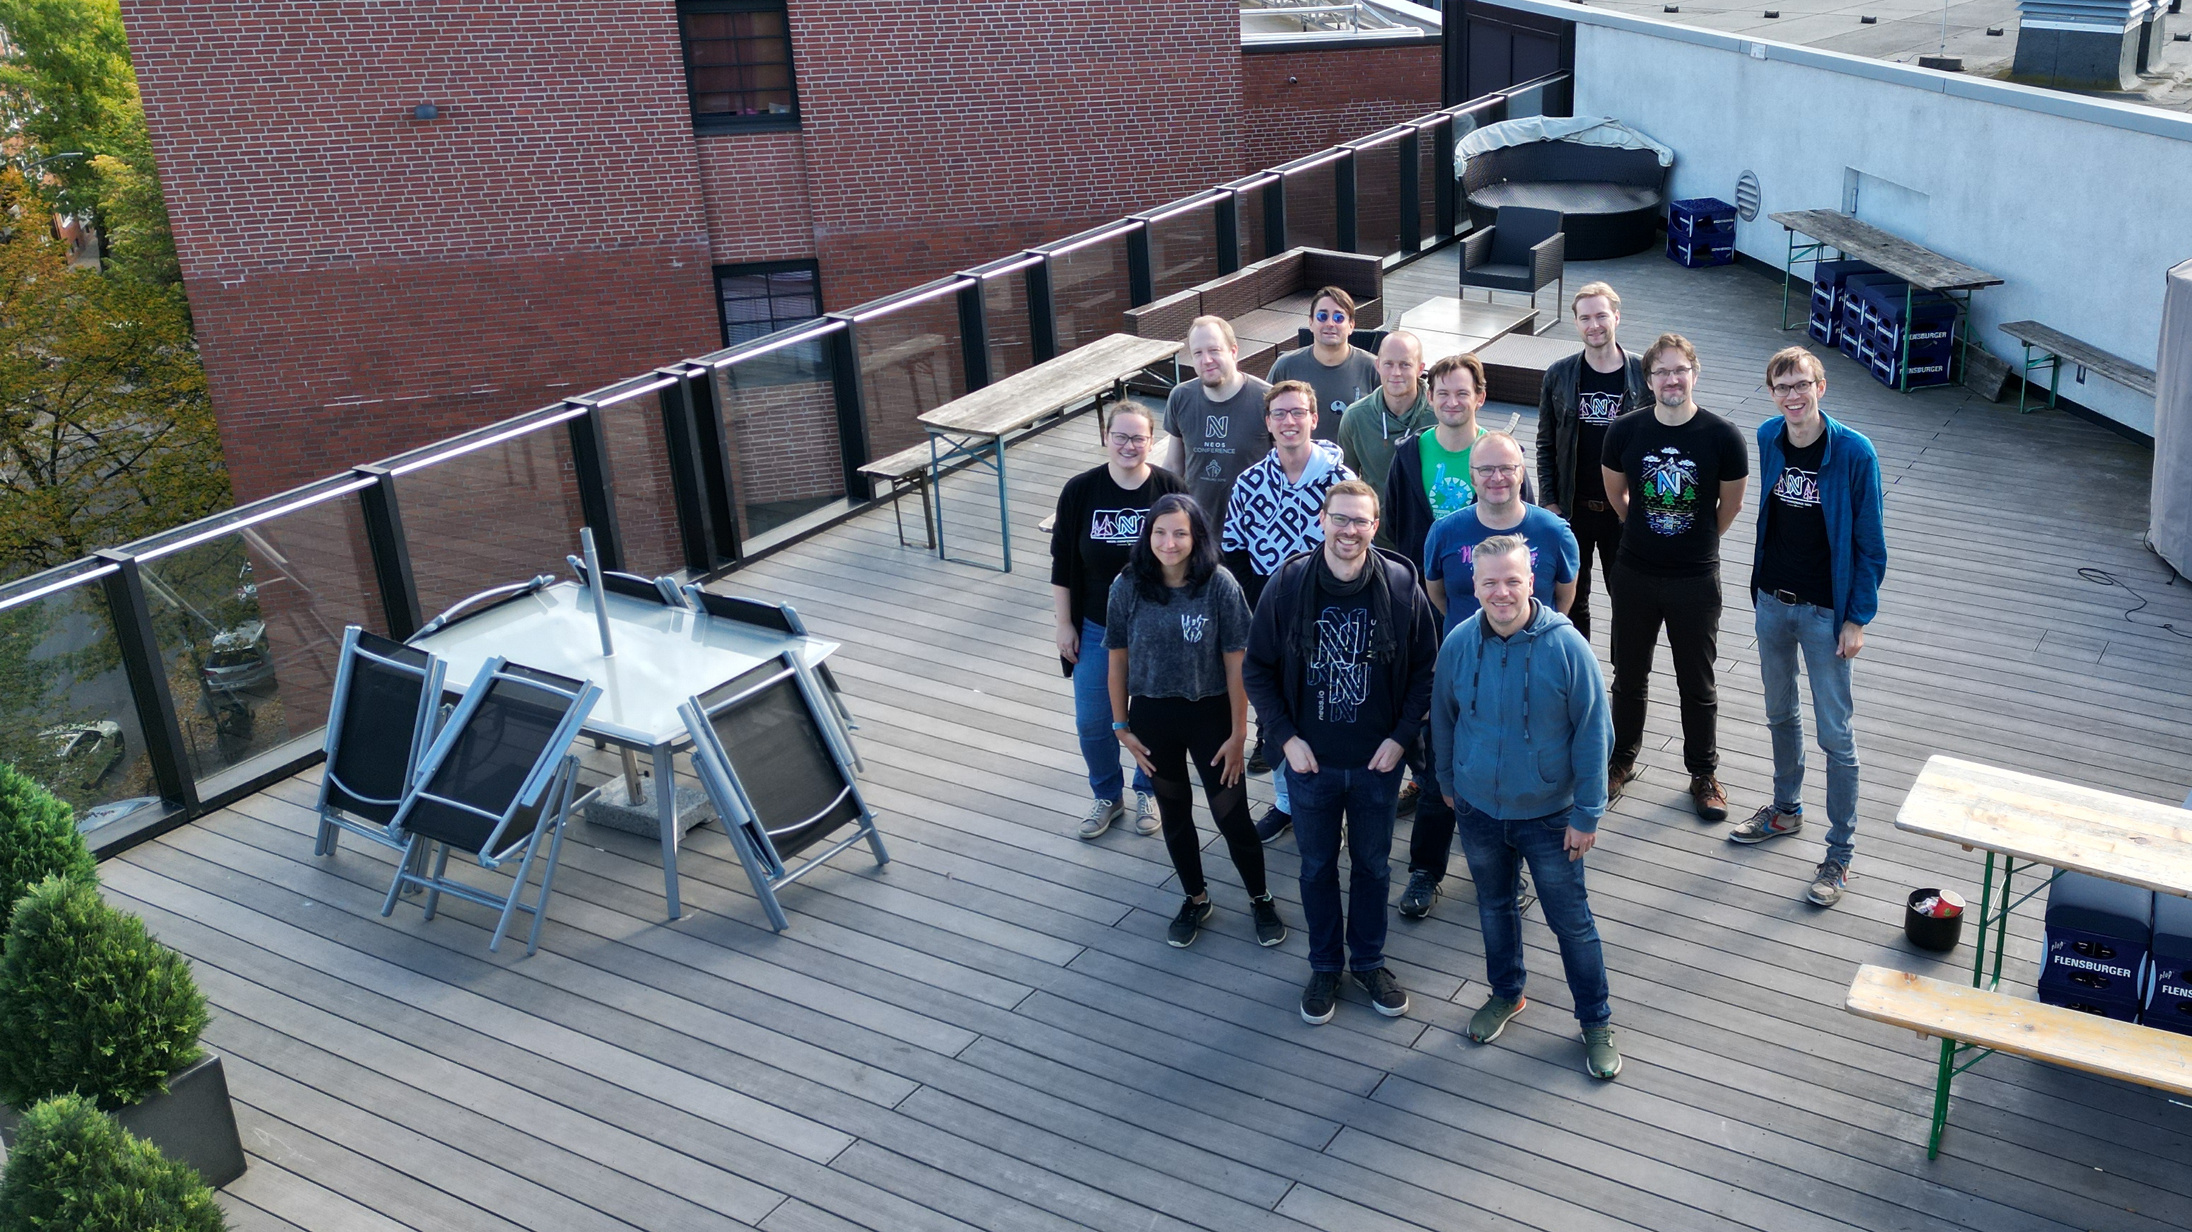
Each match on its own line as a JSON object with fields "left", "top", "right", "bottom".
{"left": 2, "top": 0, "right": 230, "bottom": 584}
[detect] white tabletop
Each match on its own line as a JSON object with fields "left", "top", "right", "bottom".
{"left": 411, "top": 582, "right": 836, "bottom": 747}
{"left": 1896, "top": 755, "right": 2192, "bottom": 899}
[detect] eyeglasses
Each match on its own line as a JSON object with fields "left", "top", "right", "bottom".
{"left": 1471, "top": 464, "right": 1524, "bottom": 478}
{"left": 1649, "top": 365, "right": 1696, "bottom": 379}
{"left": 1323, "top": 513, "right": 1376, "bottom": 531}
{"left": 1768, "top": 380, "right": 1821, "bottom": 397}
{"left": 1313, "top": 310, "right": 1349, "bottom": 323}
{"left": 1107, "top": 433, "right": 1152, "bottom": 447}
{"left": 1267, "top": 408, "right": 1312, "bottom": 421}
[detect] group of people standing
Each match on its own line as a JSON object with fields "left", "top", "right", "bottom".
{"left": 1048, "top": 278, "right": 1887, "bottom": 1080}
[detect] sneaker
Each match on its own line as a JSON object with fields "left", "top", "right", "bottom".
{"left": 1076, "top": 798, "right": 1122, "bottom": 839}
{"left": 1807, "top": 859, "right": 1851, "bottom": 907}
{"left": 1352, "top": 967, "right": 1411, "bottom": 1017}
{"left": 1689, "top": 774, "right": 1728, "bottom": 822}
{"left": 1729, "top": 804, "right": 1803, "bottom": 845}
{"left": 1167, "top": 896, "right": 1213, "bottom": 947}
{"left": 1583, "top": 1024, "right": 1623, "bottom": 1079}
{"left": 1468, "top": 993, "right": 1526, "bottom": 1043}
{"left": 1255, "top": 806, "right": 1292, "bottom": 844}
{"left": 1515, "top": 869, "right": 1536, "bottom": 915}
{"left": 1301, "top": 971, "right": 1342, "bottom": 1025}
{"left": 1607, "top": 759, "right": 1637, "bottom": 806}
{"left": 1133, "top": 789, "right": 1161, "bottom": 836}
{"left": 1250, "top": 895, "right": 1287, "bottom": 946}
{"left": 1398, "top": 869, "right": 1440, "bottom": 920}
{"left": 1396, "top": 778, "right": 1421, "bottom": 817}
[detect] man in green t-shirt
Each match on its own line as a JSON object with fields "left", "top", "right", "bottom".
{"left": 1385, "top": 353, "right": 1488, "bottom": 573}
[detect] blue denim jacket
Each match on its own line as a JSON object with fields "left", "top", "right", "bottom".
{"left": 1752, "top": 413, "right": 1887, "bottom": 629}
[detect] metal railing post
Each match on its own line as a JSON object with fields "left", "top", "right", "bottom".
{"left": 824, "top": 317, "right": 873, "bottom": 498}
{"left": 1026, "top": 255, "right": 1058, "bottom": 363}
{"left": 957, "top": 278, "right": 992, "bottom": 391}
{"left": 1126, "top": 221, "right": 1154, "bottom": 306}
{"left": 1398, "top": 128, "right": 1421, "bottom": 253}
{"left": 1215, "top": 191, "right": 1241, "bottom": 274}
{"left": 353, "top": 464, "right": 422, "bottom": 639}
{"left": 95, "top": 550, "right": 197, "bottom": 811}
{"left": 1264, "top": 177, "right": 1287, "bottom": 255}
{"left": 564, "top": 403, "right": 626, "bottom": 573}
{"left": 1335, "top": 149, "right": 1358, "bottom": 254}
{"left": 654, "top": 377, "right": 719, "bottom": 572}
{"left": 1433, "top": 116, "right": 1458, "bottom": 239}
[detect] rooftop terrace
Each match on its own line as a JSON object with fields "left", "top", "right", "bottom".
{"left": 74, "top": 245, "right": 2192, "bottom": 1232}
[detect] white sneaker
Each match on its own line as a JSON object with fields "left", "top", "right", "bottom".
{"left": 1133, "top": 789, "right": 1160, "bottom": 836}
{"left": 1077, "top": 798, "right": 1123, "bottom": 839}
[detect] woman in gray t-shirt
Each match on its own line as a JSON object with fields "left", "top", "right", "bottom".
{"left": 1104, "top": 493, "right": 1287, "bottom": 951}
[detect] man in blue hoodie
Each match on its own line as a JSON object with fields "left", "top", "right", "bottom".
{"left": 1724, "top": 347, "right": 1887, "bottom": 909}
{"left": 1430, "top": 535, "right": 1621, "bottom": 1079}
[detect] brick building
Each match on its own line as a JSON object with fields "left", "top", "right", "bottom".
{"left": 117, "top": 1, "right": 1440, "bottom": 515}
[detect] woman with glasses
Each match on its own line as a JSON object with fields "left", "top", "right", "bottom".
{"left": 1106, "top": 493, "right": 1285, "bottom": 949}
{"left": 1051, "top": 398, "right": 1187, "bottom": 840}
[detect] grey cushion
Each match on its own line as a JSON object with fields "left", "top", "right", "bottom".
{"left": 1468, "top": 262, "right": 1533, "bottom": 288}
{"left": 1472, "top": 181, "right": 1664, "bottom": 217}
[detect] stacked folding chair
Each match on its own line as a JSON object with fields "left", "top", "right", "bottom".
{"left": 379, "top": 658, "right": 601, "bottom": 954}
{"left": 315, "top": 626, "right": 447, "bottom": 859}
{"left": 680, "top": 649, "right": 887, "bottom": 931}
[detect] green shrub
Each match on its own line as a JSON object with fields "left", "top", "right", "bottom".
{"left": 0, "top": 1092, "right": 226, "bottom": 1231}
{"left": 0, "top": 877, "right": 206, "bottom": 1110}
{"left": 0, "top": 763, "right": 95, "bottom": 920}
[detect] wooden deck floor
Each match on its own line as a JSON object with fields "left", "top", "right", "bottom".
{"left": 94, "top": 248, "right": 2192, "bottom": 1231}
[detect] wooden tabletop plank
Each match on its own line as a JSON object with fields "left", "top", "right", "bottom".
{"left": 1846, "top": 965, "right": 2192, "bottom": 1096}
{"left": 1769, "top": 210, "right": 2003, "bottom": 292}
{"left": 1895, "top": 754, "right": 2192, "bottom": 896}
{"left": 1996, "top": 320, "right": 2158, "bottom": 396}
{"left": 917, "top": 334, "right": 1181, "bottom": 437}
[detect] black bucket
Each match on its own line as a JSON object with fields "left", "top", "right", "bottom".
{"left": 1906, "top": 888, "right": 1966, "bottom": 952}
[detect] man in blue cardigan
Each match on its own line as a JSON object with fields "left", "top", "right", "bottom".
{"left": 1727, "top": 347, "right": 1888, "bottom": 907}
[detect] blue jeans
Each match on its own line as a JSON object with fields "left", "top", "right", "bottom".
{"left": 1451, "top": 799, "right": 1611, "bottom": 1028}
{"left": 1288, "top": 764, "right": 1401, "bottom": 973}
{"left": 1073, "top": 619, "right": 1150, "bottom": 802}
{"left": 1755, "top": 593, "right": 1858, "bottom": 866}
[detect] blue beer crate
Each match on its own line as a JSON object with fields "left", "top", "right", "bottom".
{"left": 1860, "top": 283, "right": 1958, "bottom": 334}
{"left": 1837, "top": 326, "right": 1865, "bottom": 360}
{"left": 1667, "top": 235, "right": 1735, "bottom": 268}
{"left": 1870, "top": 315, "right": 1957, "bottom": 356}
{"left": 1806, "top": 310, "right": 1835, "bottom": 346}
{"left": 1667, "top": 197, "right": 1738, "bottom": 240}
{"left": 2149, "top": 892, "right": 2192, "bottom": 1033}
{"left": 2039, "top": 872, "right": 2154, "bottom": 1017}
{"left": 1811, "top": 258, "right": 1881, "bottom": 296}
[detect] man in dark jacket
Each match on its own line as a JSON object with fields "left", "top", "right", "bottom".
{"left": 1535, "top": 282, "right": 1649, "bottom": 642}
{"left": 1243, "top": 480, "right": 1439, "bottom": 1027}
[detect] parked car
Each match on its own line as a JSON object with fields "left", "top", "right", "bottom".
{"left": 40, "top": 720, "right": 125, "bottom": 784}
{"left": 200, "top": 620, "right": 274, "bottom": 695}
{"left": 77, "top": 795, "right": 161, "bottom": 835}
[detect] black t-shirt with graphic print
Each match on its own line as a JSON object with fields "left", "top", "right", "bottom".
{"left": 1293, "top": 565, "right": 1394, "bottom": 770}
{"left": 1752, "top": 427, "right": 1833, "bottom": 608}
{"left": 1049, "top": 464, "right": 1186, "bottom": 628}
{"left": 1602, "top": 407, "right": 1749, "bottom": 578}
{"left": 1571, "top": 359, "right": 1628, "bottom": 503}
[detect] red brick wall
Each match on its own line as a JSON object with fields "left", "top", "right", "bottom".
{"left": 120, "top": 0, "right": 723, "bottom": 506}
{"left": 696, "top": 131, "right": 817, "bottom": 266}
{"left": 783, "top": 0, "right": 1243, "bottom": 312}
{"left": 1241, "top": 44, "right": 1444, "bottom": 174}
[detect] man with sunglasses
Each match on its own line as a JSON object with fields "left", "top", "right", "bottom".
{"left": 1270, "top": 286, "right": 1380, "bottom": 446}
{"left": 1726, "top": 347, "right": 1885, "bottom": 909}
{"left": 1600, "top": 334, "right": 1749, "bottom": 822}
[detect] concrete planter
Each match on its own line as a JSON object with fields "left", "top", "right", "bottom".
{"left": 0, "top": 1053, "right": 247, "bottom": 1187}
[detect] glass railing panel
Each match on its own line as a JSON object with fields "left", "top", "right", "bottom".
{"left": 1048, "top": 231, "right": 1132, "bottom": 353}
{"left": 1235, "top": 183, "right": 1272, "bottom": 265}
{"left": 0, "top": 569, "right": 165, "bottom": 842}
{"left": 134, "top": 490, "right": 385, "bottom": 796}
{"left": 596, "top": 400, "right": 685, "bottom": 578}
{"left": 1283, "top": 160, "right": 1339, "bottom": 252}
{"left": 1352, "top": 137, "right": 1404, "bottom": 261}
{"left": 715, "top": 333, "right": 849, "bottom": 546}
{"left": 1147, "top": 198, "right": 1221, "bottom": 299}
{"left": 981, "top": 267, "right": 1037, "bottom": 382}
{"left": 855, "top": 292, "right": 967, "bottom": 462}
{"left": 1417, "top": 120, "right": 1447, "bottom": 248}
{"left": 393, "top": 419, "right": 585, "bottom": 621}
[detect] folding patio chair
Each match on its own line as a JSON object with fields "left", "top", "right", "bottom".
{"left": 566, "top": 554, "right": 689, "bottom": 608}
{"left": 683, "top": 585, "right": 861, "bottom": 756}
{"left": 679, "top": 650, "right": 888, "bottom": 932}
{"left": 380, "top": 658, "right": 601, "bottom": 954}
{"left": 412, "top": 573, "right": 557, "bottom": 639}
{"left": 315, "top": 626, "right": 447, "bottom": 858}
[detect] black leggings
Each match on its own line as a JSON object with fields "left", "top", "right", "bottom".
{"left": 1128, "top": 694, "right": 1266, "bottom": 900}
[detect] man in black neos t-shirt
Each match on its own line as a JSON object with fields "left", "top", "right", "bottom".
{"left": 1599, "top": 333, "right": 1750, "bottom": 822}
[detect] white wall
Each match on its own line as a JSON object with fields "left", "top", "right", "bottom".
{"left": 1505, "top": 2, "right": 2192, "bottom": 435}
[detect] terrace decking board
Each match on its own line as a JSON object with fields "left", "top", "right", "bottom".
{"left": 83, "top": 248, "right": 2192, "bottom": 1232}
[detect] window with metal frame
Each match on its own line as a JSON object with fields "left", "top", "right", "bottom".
{"left": 678, "top": 0, "right": 799, "bottom": 131}
{"left": 714, "top": 260, "right": 821, "bottom": 347}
